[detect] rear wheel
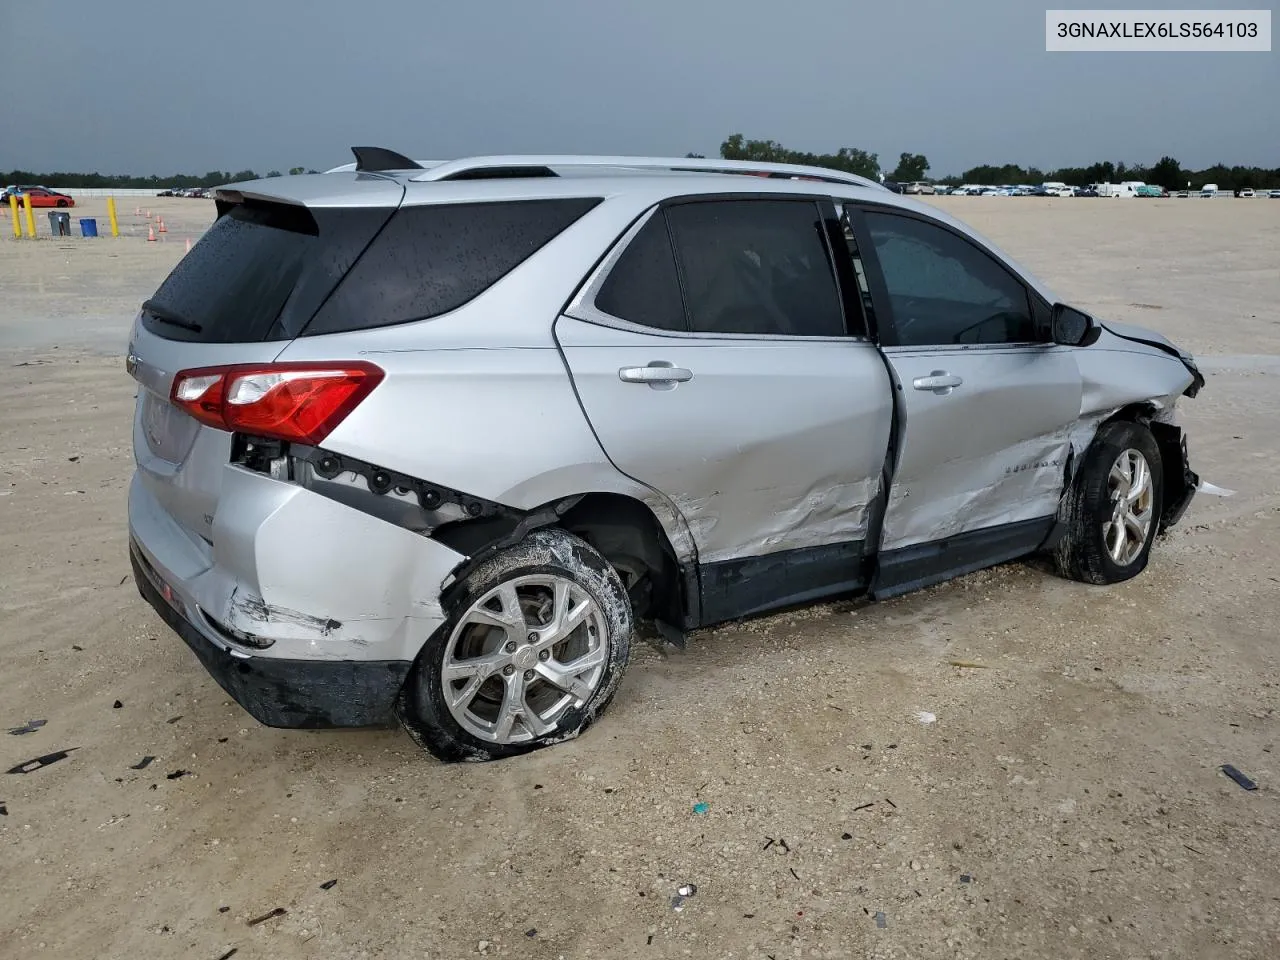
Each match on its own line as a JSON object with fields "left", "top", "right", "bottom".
{"left": 1055, "top": 420, "right": 1164, "bottom": 584}
{"left": 399, "top": 529, "right": 632, "bottom": 762}
{"left": 56, "top": 199, "right": 68, "bottom": 207}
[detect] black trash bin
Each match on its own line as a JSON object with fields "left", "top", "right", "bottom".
{"left": 48, "top": 211, "right": 71, "bottom": 236}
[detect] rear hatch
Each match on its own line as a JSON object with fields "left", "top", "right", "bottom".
{"left": 128, "top": 175, "right": 404, "bottom": 551}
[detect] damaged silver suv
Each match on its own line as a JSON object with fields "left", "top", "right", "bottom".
{"left": 127, "top": 148, "right": 1204, "bottom": 761}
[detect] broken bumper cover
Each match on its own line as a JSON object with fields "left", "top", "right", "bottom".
{"left": 132, "top": 541, "right": 410, "bottom": 727}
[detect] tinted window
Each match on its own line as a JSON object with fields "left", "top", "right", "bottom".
{"left": 595, "top": 213, "right": 686, "bottom": 331}
{"left": 305, "top": 197, "right": 601, "bottom": 336}
{"left": 863, "top": 211, "right": 1036, "bottom": 346}
{"left": 142, "top": 201, "right": 391, "bottom": 343}
{"left": 665, "top": 200, "right": 845, "bottom": 337}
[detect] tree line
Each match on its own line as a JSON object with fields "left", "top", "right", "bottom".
{"left": 714, "top": 134, "right": 1280, "bottom": 190}
{"left": 5, "top": 139, "right": 1278, "bottom": 191}
{"left": 0, "top": 167, "right": 319, "bottom": 189}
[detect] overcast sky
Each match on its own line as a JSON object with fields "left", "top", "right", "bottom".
{"left": 1, "top": 0, "right": 1275, "bottom": 176}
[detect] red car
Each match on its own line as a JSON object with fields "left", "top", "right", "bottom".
{"left": 20, "top": 187, "right": 76, "bottom": 208}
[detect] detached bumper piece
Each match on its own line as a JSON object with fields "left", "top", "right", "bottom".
{"left": 130, "top": 541, "right": 409, "bottom": 729}
{"left": 1149, "top": 422, "right": 1199, "bottom": 533}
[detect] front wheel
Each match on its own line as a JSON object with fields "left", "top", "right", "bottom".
{"left": 1055, "top": 420, "right": 1164, "bottom": 584}
{"left": 56, "top": 199, "right": 68, "bottom": 207}
{"left": 399, "top": 528, "right": 633, "bottom": 762}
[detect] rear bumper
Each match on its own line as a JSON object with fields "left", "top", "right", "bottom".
{"left": 132, "top": 541, "right": 409, "bottom": 727}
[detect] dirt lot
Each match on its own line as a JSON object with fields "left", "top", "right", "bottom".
{"left": 1, "top": 196, "right": 1278, "bottom": 960}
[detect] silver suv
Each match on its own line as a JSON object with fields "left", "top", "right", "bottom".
{"left": 127, "top": 149, "right": 1205, "bottom": 762}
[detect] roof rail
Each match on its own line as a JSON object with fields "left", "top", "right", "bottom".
{"left": 406, "top": 155, "right": 886, "bottom": 189}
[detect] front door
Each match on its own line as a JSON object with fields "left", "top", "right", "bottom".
{"left": 846, "top": 203, "right": 1083, "bottom": 595}
{"left": 557, "top": 196, "right": 894, "bottom": 622}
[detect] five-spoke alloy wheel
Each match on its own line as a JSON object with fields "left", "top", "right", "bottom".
{"left": 1056, "top": 419, "right": 1165, "bottom": 585}
{"left": 400, "top": 529, "right": 632, "bottom": 762}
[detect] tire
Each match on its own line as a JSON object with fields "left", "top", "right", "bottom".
{"left": 56, "top": 200, "right": 68, "bottom": 207}
{"left": 1055, "top": 420, "right": 1164, "bottom": 584}
{"left": 398, "top": 528, "right": 633, "bottom": 762}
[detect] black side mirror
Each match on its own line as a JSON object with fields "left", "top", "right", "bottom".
{"left": 1052, "top": 303, "right": 1100, "bottom": 347}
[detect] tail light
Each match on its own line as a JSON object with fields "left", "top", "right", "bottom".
{"left": 170, "top": 362, "right": 384, "bottom": 445}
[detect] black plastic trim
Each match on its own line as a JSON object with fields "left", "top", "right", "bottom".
{"left": 131, "top": 542, "right": 407, "bottom": 728}
{"left": 870, "top": 516, "right": 1056, "bottom": 600}
{"left": 697, "top": 540, "right": 867, "bottom": 627}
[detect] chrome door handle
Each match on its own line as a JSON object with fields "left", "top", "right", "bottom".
{"left": 618, "top": 362, "right": 693, "bottom": 386}
{"left": 912, "top": 371, "right": 963, "bottom": 395}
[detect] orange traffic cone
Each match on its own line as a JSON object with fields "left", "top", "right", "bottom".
{"left": 147, "top": 226, "right": 157, "bottom": 242}
{"left": 157, "top": 217, "right": 167, "bottom": 233}
{"left": 145, "top": 209, "right": 152, "bottom": 219}
{"left": 135, "top": 206, "right": 141, "bottom": 216}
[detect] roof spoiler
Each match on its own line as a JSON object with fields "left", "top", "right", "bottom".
{"left": 350, "top": 146, "right": 424, "bottom": 173}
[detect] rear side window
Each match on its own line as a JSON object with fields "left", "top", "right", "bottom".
{"left": 142, "top": 202, "right": 392, "bottom": 343}
{"left": 594, "top": 213, "right": 687, "bottom": 331}
{"left": 305, "top": 197, "right": 602, "bottom": 336}
{"left": 664, "top": 200, "right": 846, "bottom": 337}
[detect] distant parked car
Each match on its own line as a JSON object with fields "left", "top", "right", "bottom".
{"left": 1175, "top": 190, "right": 1190, "bottom": 198}
{"left": 19, "top": 187, "right": 75, "bottom": 208}
{"left": 1269, "top": 190, "right": 1280, "bottom": 199}
{"left": 1135, "top": 185, "right": 1164, "bottom": 198}
{"left": 1200, "top": 183, "right": 1219, "bottom": 197}
{"left": 1238, "top": 188, "right": 1255, "bottom": 198}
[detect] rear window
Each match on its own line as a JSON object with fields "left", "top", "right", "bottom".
{"left": 142, "top": 201, "right": 393, "bottom": 343}
{"left": 303, "top": 197, "right": 602, "bottom": 336}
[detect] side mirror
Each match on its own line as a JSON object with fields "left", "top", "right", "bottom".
{"left": 1052, "top": 303, "right": 1100, "bottom": 347}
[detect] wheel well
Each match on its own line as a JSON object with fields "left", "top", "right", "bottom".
{"left": 1101, "top": 402, "right": 1158, "bottom": 426}
{"left": 556, "top": 493, "right": 686, "bottom": 627}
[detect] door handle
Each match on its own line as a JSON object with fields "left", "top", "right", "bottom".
{"left": 912, "top": 371, "right": 963, "bottom": 395}
{"left": 618, "top": 362, "right": 693, "bottom": 388}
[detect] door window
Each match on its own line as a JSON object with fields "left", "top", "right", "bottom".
{"left": 665, "top": 200, "right": 846, "bottom": 337}
{"left": 862, "top": 211, "right": 1036, "bottom": 346}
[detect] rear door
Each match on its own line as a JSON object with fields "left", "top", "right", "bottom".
{"left": 842, "top": 202, "right": 1082, "bottom": 595}
{"left": 557, "top": 196, "right": 894, "bottom": 621}
{"left": 127, "top": 186, "right": 399, "bottom": 549}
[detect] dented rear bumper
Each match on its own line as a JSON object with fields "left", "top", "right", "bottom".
{"left": 127, "top": 465, "right": 468, "bottom": 728}
{"left": 132, "top": 542, "right": 409, "bottom": 726}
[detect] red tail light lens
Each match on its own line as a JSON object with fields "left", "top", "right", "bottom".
{"left": 170, "top": 362, "right": 384, "bottom": 444}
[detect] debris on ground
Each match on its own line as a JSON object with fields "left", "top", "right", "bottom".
{"left": 166, "top": 769, "right": 192, "bottom": 780}
{"left": 320, "top": 879, "right": 337, "bottom": 890}
{"left": 0, "top": 802, "right": 7, "bottom": 816}
{"left": 166, "top": 716, "right": 183, "bottom": 724}
{"left": 960, "top": 874, "right": 972, "bottom": 883}
{"left": 1221, "top": 764, "right": 1258, "bottom": 791}
{"left": 130, "top": 756, "right": 155, "bottom": 770}
{"left": 218, "top": 907, "right": 229, "bottom": 914}
{"left": 6, "top": 748, "right": 77, "bottom": 774}
{"left": 875, "top": 911, "right": 887, "bottom": 928}
{"left": 692, "top": 802, "right": 709, "bottom": 814}
{"left": 853, "top": 802, "right": 875, "bottom": 812}
{"left": 214, "top": 949, "right": 237, "bottom": 960}
{"left": 7, "top": 719, "right": 47, "bottom": 736}
{"left": 671, "top": 882, "right": 697, "bottom": 911}
{"left": 113, "top": 700, "right": 123, "bottom": 709}
{"left": 948, "top": 660, "right": 989, "bottom": 669}
{"left": 246, "top": 907, "right": 286, "bottom": 927}
{"left": 841, "top": 832, "right": 853, "bottom": 840}
{"left": 916, "top": 711, "right": 937, "bottom": 724}
{"left": 525, "top": 928, "right": 537, "bottom": 938}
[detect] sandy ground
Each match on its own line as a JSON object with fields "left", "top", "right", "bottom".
{"left": 1, "top": 195, "right": 1278, "bottom": 960}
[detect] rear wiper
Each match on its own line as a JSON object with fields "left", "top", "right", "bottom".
{"left": 142, "top": 299, "right": 203, "bottom": 333}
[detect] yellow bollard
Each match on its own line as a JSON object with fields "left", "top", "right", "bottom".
{"left": 8, "top": 193, "right": 19, "bottom": 238}
{"left": 107, "top": 196, "right": 120, "bottom": 237}
{"left": 22, "top": 193, "right": 36, "bottom": 238}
